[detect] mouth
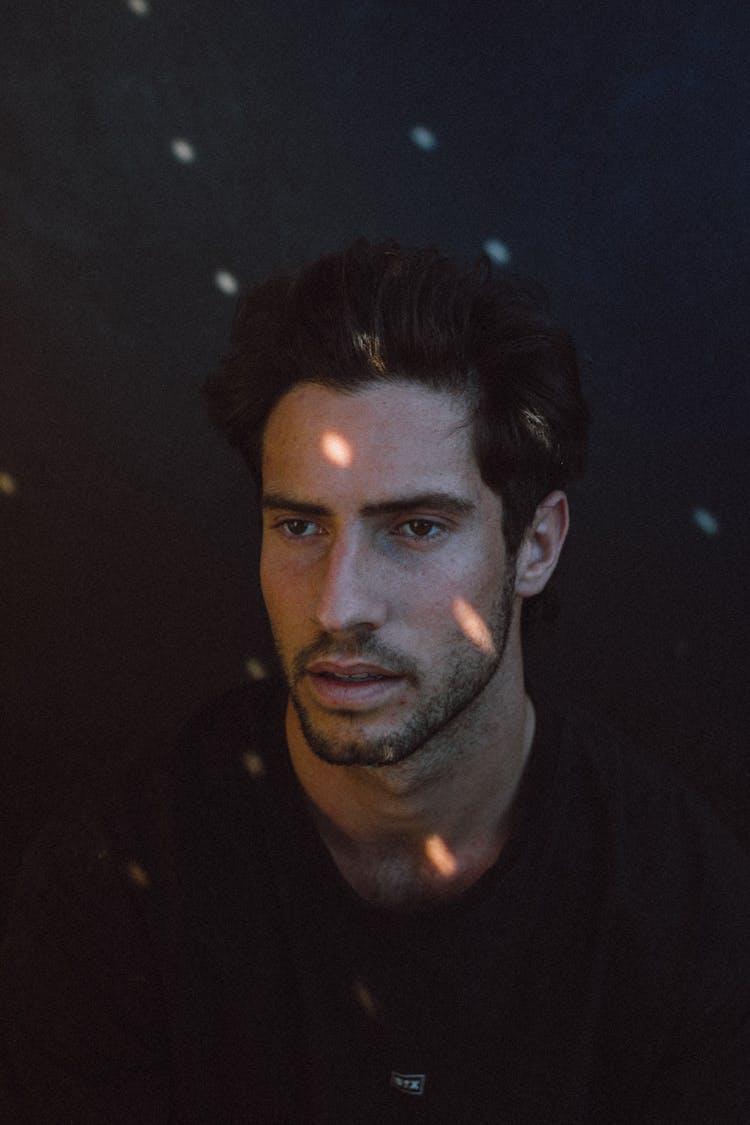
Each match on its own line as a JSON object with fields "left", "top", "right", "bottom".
{"left": 304, "top": 661, "right": 405, "bottom": 708}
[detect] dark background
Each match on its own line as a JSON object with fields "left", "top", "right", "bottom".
{"left": 2, "top": 0, "right": 748, "bottom": 910}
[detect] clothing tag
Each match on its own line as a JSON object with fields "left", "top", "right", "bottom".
{"left": 390, "top": 1072, "right": 427, "bottom": 1096}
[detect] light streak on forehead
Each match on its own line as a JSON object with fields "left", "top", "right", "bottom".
{"left": 320, "top": 430, "right": 353, "bottom": 467}
{"left": 451, "top": 597, "right": 496, "bottom": 655}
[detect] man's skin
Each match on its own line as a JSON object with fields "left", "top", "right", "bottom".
{"left": 261, "top": 380, "right": 569, "bottom": 909}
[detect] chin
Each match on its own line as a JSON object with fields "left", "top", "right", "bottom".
{"left": 305, "top": 728, "right": 417, "bottom": 769}
{"left": 295, "top": 705, "right": 419, "bottom": 768}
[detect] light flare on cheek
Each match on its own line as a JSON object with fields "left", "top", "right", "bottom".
{"left": 320, "top": 431, "right": 353, "bottom": 467}
{"left": 451, "top": 596, "right": 496, "bottom": 656}
{"left": 424, "top": 834, "right": 458, "bottom": 877}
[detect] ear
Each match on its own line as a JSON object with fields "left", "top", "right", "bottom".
{"left": 514, "top": 490, "right": 570, "bottom": 599}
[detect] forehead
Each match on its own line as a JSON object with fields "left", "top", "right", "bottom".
{"left": 262, "top": 381, "right": 480, "bottom": 498}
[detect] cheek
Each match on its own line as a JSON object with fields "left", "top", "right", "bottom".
{"left": 430, "top": 549, "right": 498, "bottom": 607}
{"left": 431, "top": 557, "right": 507, "bottom": 638}
{"left": 406, "top": 579, "right": 466, "bottom": 643}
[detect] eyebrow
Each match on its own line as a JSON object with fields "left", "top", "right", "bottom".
{"left": 261, "top": 490, "right": 477, "bottom": 519}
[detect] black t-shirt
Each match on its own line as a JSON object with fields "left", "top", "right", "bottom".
{"left": 1, "top": 680, "right": 749, "bottom": 1123}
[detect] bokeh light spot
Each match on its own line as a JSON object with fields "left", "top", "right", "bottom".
{"left": 214, "top": 270, "right": 239, "bottom": 296}
{"left": 692, "top": 508, "right": 719, "bottom": 536}
{"left": 409, "top": 125, "right": 438, "bottom": 151}
{"left": 483, "top": 238, "right": 512, "bottom": 265}
{"left": 321, "top": 431, "right": 353, "bottom": 467}
{"left": 424, "top": 834, "right": 458, "bottom": 877}
{"left": 352, "top": 978, "right": 379, "bottom": 1017}
{"left": 245, "top": 657, "right": 268, "bottom": 681}
{"left": 243, "top": 751, "right": 266, "bottom": 779}
{"left": 170, "top": 138, "right": 196, "bottom": 164}
{"left": 126, "top": 0, "right": 150, "bottom": 15}
{"left": 0, "top": 472, "right": 18, "bottom": 496}
{"left": 126, "top": 861, "right": 150, "bottom": 889}
{"left": 451, "top": 597, "right": 495, "bottom": 655}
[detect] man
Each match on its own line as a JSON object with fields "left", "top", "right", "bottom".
{"left": 1, "top": 240, "right": 748, "bottom": 1122}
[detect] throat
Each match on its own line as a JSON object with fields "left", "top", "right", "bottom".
{"left": 321, "top": 830, "right": 507, "bottom": 910}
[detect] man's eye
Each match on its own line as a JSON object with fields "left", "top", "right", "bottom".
{"left": 399, "top": 519, "right": 444, "bottom": 540}
{"left": 279, "top": 519, "right": 320, "bottom": 538}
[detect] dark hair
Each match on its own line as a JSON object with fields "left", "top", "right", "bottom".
{"left": 204, "top": 238, "right": 589, "bottom": 558}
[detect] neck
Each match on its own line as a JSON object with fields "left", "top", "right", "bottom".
{"left": 286, "top": 659, "right": 536, "bottom": 908}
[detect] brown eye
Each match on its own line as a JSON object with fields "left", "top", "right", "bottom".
{"left": 280, "top": 519, "right": 319, "bottom": 538}
{"left": 401, "top": 519, "right": 443, "bottom": 540}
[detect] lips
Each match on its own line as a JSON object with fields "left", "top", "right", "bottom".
{"left": 304, "top": 660, "right": 404, "bottom": 708}
{"left": 307, "top": 661, "right": 398, "bottom": 681}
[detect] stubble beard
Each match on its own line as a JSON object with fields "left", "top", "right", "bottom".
{"left": 278, "top": 568, "right": 517, "bottom": 769}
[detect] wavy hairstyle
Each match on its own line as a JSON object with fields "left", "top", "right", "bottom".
{"left": 204, "top": 238, "right": 589, "bottom": 559}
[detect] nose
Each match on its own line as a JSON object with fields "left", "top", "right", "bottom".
{"left": 312, "top": 532, "right": 387, "bottom": 634}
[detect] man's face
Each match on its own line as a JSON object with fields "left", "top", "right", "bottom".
{"left": 260, "top": 380, "right": 519, "bottom": 769}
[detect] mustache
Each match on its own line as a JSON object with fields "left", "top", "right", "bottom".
{"left": 290, "top": 631, "right": 419, "bottom": 683}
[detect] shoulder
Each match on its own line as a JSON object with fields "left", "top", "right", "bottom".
{"left": 547, "top": 700, "right": 750, "bottom": 899}
{"left": 553, "top": 701, "right": 748, "bottom": 868}
{"left": 547, "top": 699, "right": 750, "bottom": 1026}
{"left": 557, "top": 705, "right": 750, "bottom": 1110}
{"left": 3, "top": 679, "right": 290, "bottom": 934}
{"left": 0, "top": 684, "right": 289, "bottom": 1121}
